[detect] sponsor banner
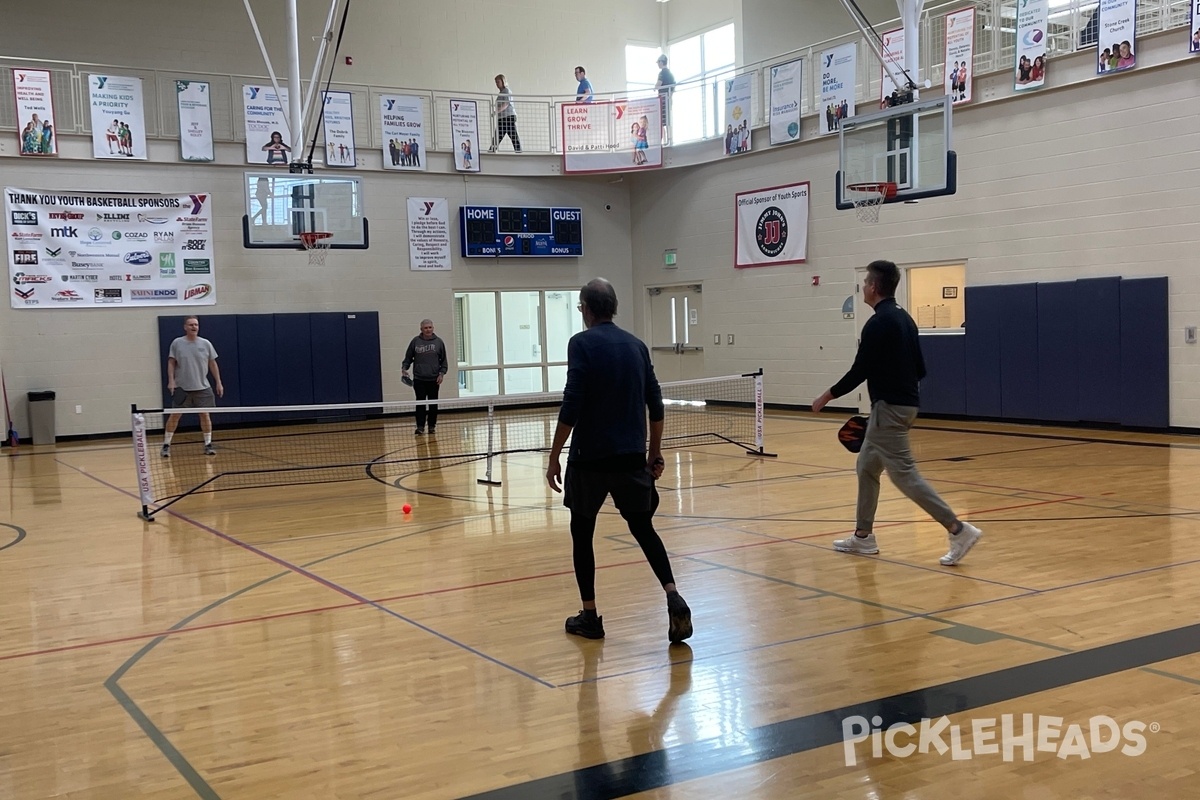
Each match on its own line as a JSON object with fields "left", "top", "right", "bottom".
{"left": 380, "top": 94, "right": 426, "bottom": 171}
{"left": 1098, "top": 0, "right": 1137, "bottom": 74}
{"left": 1015, "top": 0, "right": 1049, "bottom": 92}
{"left": 724, "top": 74, "right": 754, "bottom": 156}
{"left": 322, "top": 90, "right": 356, "bottom": 167}
{"left": 5, "top": 187, "right": 215, "bottom": 308}
{"left": 243, "top": 85, "right": 293, "bottom": 166}
{"left": 880, "top": 28, "right": 906, "bottom": 103}
{"left": 88, "top": 75, "right": 147, "bottom": 160}
{"left": 449, "top": 99, "right": 481, "bottom": 173}
{"left": 734, "top": 182, "right": 810, "bottom": 269}
{"left": 1192, "top": 0, "right": 1200, "bottom": 54}
{"left": 561, "top": 97, "right": 662, "bottom": 174}
{"left": 820, "top": 42, "right": 857, "bottom": 136}
{"left": 944, "top": 8, "right": 975, "bottom": 104}
{"left": 768, "top": 58, "right": 802, "bottom": 146}
{"left": 176, "top": 80, "right": 214, "bottom": 162}
{"left": 406, "top": 197, "right": 451, "bottom": 271}
{"left": 13, "top": 68, "right": 58, "bottom": 157}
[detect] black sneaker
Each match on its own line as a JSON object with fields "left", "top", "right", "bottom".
{"left": 667, "top": 591, "right": 693, "bottom": 643}
{"left": 427, "top": 426, "right": 436, "bottom": 435}
{"left": 161, "top": 444, "right": 170, "bottom": 458}
{"left": 204, "top": 443, "right": 216, "bottom": 456}
{"left": 414, "top": 428, "right": 424, "bottom": 436}
{"left": 565, "top": 610, "right": 605, "bottom": 639}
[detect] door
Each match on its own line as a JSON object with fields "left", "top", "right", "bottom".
{"left": 647, "top": 284, "right": 705, "bottom": 383}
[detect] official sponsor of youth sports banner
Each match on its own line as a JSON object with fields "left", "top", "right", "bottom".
{"left": 768, "top": 59, "right": 802, "bottom": 145}
{"left": 449, "top": 99, "right": 481, "bottom": 173}
{"left": 88, "top": 75, "right": 147, "bottom": 160}
{"left": 5, "top": 187, "right": 215, "bottom": 309}
{"left": 176, "top": 80, "right": 214, "bottom": 162}
{"left": 1097, "top": 0, "right": 1137, "bottom": 74}
{"left": 1191, "top": 0, "right": 1200, "bottom": 54}
{"left": 879, "top": 28, "right": 906, "bottom": 104}
{"left": 1015, "top": 0, "right": 1049, "bottom": 92}
{"left": 723, "top": 74, "right": 754, "bottom": 157}
{"left": 406, "top": 198, "right": 451, "bottom": 271}
{"left": 322, "top": 90, "right": 356, "bottom": 167}
{"left": 380, "top": 95, "right": 426, "bottom": 171}
{"left": 561, "top": 97, "right": 661, "bottom": 174}
{"left": 13, "top": 69, "right": 57, "bottom": 157}
{"left": 734, "top": 182, "right": 809, "bottom": 269}
{"left": 820, "top": 42, "right": 857, "bottom": 136}
{"left": 944, "top": 8, "right": 975, "bottom": 104}
{"left": 243, "top": 85, "right": 292, "bottom": 166}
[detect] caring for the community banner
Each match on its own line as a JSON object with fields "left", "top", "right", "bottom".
{"left": 561, "top": 98, "right": 661, "bottom": 174}
{"left": 6, "top": 187, "right": 215, "bottom": 309}
{"left": 723, "top": 74, "right": 754, "bottom": 156}
{"left": 449, "top": 99, "right": 481, "bottom": 173}
{"left": 819, "top": 42, "right": 857, "bottom": 136}
{"left": 380, "top": 95, "right": 426, "bottom": 171}
{"left": 768, "top": 58, "right": 802, "bottom": 145}
{"left": 243, "top": 85, "right": 293, "bottom": 166}
{"left": 1015, "top": 0, "right": 1049, "bottom": 91}
{"left": 944, "top": 8, "right": 975, "bottom": 104}
{"left": 12, "top": 69, "right": 57, "bottom": 157}
{"left": 1097, "top": 0, "right": 1137, "bottom": 74}
{"left": 176, "top": 80, "right": 214, "bottom": 162}
{"left": 321, "top": 90, "right": 356, "bottom": 167}
{"left": 88, "top": 75, "right": 147, "bottom": 160}
{"left": 734, "top": 182, "right": 809, "bottom": 269}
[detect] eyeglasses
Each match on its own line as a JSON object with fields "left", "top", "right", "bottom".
{"left": 576, "top": 303, "right": 584, "bottom": 311}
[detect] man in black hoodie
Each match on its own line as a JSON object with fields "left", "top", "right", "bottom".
{"left": 402, "top": 318, "right": 448, "bottom": 435}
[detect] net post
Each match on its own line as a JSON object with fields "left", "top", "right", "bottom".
{"left": 131, "top": 407, "right": 156, "bottom": 520}
{"left": 746, "top": 369, "right": 777, "bottom": 457}
{"left": 476, "top": 399, "right": 502, "bottom": 486}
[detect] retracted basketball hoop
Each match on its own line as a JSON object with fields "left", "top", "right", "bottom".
{"left": 845, "top": 182, "right": 897, "bottom": 224}
{"left": 299, "top": 231, "right": 333, "bottom": 265}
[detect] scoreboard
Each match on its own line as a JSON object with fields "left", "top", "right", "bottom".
{"left": 459, "top": 205, "right": 583, "bottom": 258}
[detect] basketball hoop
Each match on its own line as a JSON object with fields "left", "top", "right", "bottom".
{"left": 845, "top": 182, "right": 897, "bottom": 224}
{"left": 299, "top": 231, "right": 333, "bottom": 265}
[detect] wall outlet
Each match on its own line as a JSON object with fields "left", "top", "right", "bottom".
{"left": 75, "top": 404, "right": 82, "bottom": 414}
{"left": 713, "top": 334, "right": 720, "bottom": 345}
{"left": 1186, "top": 326, "right": 1197, "bottom": 344}
{"left": 727, "top": 334, "right": 735, "bottom": 345}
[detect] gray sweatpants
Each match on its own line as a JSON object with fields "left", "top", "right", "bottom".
{"left": 856, "top": 401, "right": 957, "bottom": 533}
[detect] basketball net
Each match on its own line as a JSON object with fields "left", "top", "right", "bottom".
{"left": 300, "top": 232, "right": 332, "bottom": 265}
{"left": 847, "top": 185, "right": 886, "bottom": 224}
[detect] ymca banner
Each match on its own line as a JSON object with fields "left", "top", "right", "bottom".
{"left": 723, "top": 74, "right": 753, "bottom": 156}
{"left": 321, "top": 90, "right": 356, "bottom": 167}
{"left": 175, "top": 80, "right": 214, "bottom": 162}
{"left": 6, "top": 187, "right": 216, "bottom": 309}
{"left": 879, "top": 28, "right": 906, "bottom": 103}
{"left": 380, "top": 94, "right": 426, "bottom": 171}
{"left": 88, "top": 75, "right": 146, "bottom": 160}
{"left": 1191, "top": 0, "right": 1200, "bottom": 54}
{"left": 243, "top": 85, "right": 292, "bottom": 166}
{"left": 819, "top": 42, "right": 857, "bottom": 136}
{"left": 944, "top": 8, "right": 975, "bottom": 104}
{"left": 1015, "top": 0, "right": 1049, "bottom": 91}
{"left": 561, "top": 97, "right": 661, "bottom": 174}
{"left": 12, "top": 69, "right": 57, "bottom": 157}
{"left": 1098, "top": 0, "right": 1137, "bottom": 74}
{"left": 406, "top": 198, "right": 451, "bottom": 271}
{"left": 734, "top": 182, "right": 809, "bottom": 269}
{"left": 449, "top": 99, "right": 481, "bottom": 173}
{"left": 768, "top": 58, "right": 802, "bottom": 145}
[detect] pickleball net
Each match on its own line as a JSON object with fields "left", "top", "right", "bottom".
{"left": 130, "top": 371, "right": 773, "bottom": 519}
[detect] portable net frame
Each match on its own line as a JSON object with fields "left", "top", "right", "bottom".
{"left": 299, "top": 231, "right": 333, "bottom": 265}
{"left": 845, "top": 181, "right": 897, "bottom": 223}
{"left": 131, "top": 372, "right": 773, "bottom": 520}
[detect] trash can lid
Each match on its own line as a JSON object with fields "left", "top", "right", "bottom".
{"left": 27, "top": 390, "right": 56, "bottom": 401}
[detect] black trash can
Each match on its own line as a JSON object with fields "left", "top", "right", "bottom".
{"left": 27, "top": 390, "right": 56, "bottom": 445}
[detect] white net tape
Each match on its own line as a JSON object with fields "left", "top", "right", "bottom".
{"left": 847, "top": 185, "right": 886, "bottom": 224}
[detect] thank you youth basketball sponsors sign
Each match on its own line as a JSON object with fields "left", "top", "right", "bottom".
{"left": 1098, "top": 0, "right": 1137, "bottom": 74}
{"left": 12, "top": 69, "right": 57, "bottom": 157}
{"left": 768, "top": 58, "right": 802, "bottom": 145}
{"left": 944, "top": 8, "right": 975, "bottom": 104}
{"left": 820, "top": 42, "right": 856, "bottom": 136}
{"left": 88, "top": 75, "right": 147, "bottom": 160}
{"left": 380, "top": 95, "right": 426, "bottom": 171}
{"left": 5, "top": 187, "right": 216, "bottom": 309}
{"left": 1015, "top": 0, "right": 1049, "bottom": 91}
{"left": 734, "top": 182, "right": 809, "bottom": 269}
{"left": 176, "top": 81, "right": 214, "bottom": 162}
{"left": 561, "top": 98, "right": 661, "bottom": 174}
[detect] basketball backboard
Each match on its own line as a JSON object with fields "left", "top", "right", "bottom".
{"left": 835, "top": 95, "right": 956, "bottom": 210}
{"left": 242, "top": 171, "right": 369, "bottom": 249}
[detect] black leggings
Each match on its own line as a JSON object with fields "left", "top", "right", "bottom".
{"left": 571, "top": 509, "right": 675, "bottom": 602}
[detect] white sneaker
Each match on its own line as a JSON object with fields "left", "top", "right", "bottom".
{"left": 940, "top": 522, "right": 982, "bottom": 565}
{"left": 833, "top": 532, "right": 879, "bottom": 554}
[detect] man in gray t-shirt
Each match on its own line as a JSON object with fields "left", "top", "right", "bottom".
{"left": 162, "top": 315, "right": 224, "bottom": 457}
{"left": 491, "top": 74, "right": 522, "bottom": 152}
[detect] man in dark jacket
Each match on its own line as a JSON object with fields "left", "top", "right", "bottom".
{"left": 402, "top": 318, "right": 448, "bottom": 435}
{"left": 812, "top": 260, "right": 982, "bottom": 566}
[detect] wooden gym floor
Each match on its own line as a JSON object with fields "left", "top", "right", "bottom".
{"left": 2, "top": 412, "right": 1200, "bottom": 799}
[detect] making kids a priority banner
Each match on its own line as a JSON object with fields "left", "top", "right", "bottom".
{"left": 88, "top": 75, "right": 147, "bottom": 160}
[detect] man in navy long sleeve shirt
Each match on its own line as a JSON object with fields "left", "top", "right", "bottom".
{"left": 812, "top": 260, "right": 982, "bottom": 566}
{"left": 547, "top": 278, "right": 692, "bottom": 643}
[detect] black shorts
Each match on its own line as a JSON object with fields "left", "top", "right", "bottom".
{"left": 564, "top": 463, "right": 660, "bottom": 517}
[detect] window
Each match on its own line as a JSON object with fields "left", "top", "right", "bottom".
{"left": 669, "top": 23, "right": 736, "bottom": 144}
{"left": 625, "top": 44, "right": 663, "bottom": 95}
{"left": 907, "top": 264, "right": 965, "bottom": 331}
{"left": 454, "top": 289, "right": 585, "bottom": 396}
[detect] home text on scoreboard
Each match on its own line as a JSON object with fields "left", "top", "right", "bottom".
{"left": 459, "top": 206, "right": 583, "bottom": 258}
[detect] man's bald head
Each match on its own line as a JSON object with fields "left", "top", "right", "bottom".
{"left": 579, "top": 278, "right": 617, "bottom": 320}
